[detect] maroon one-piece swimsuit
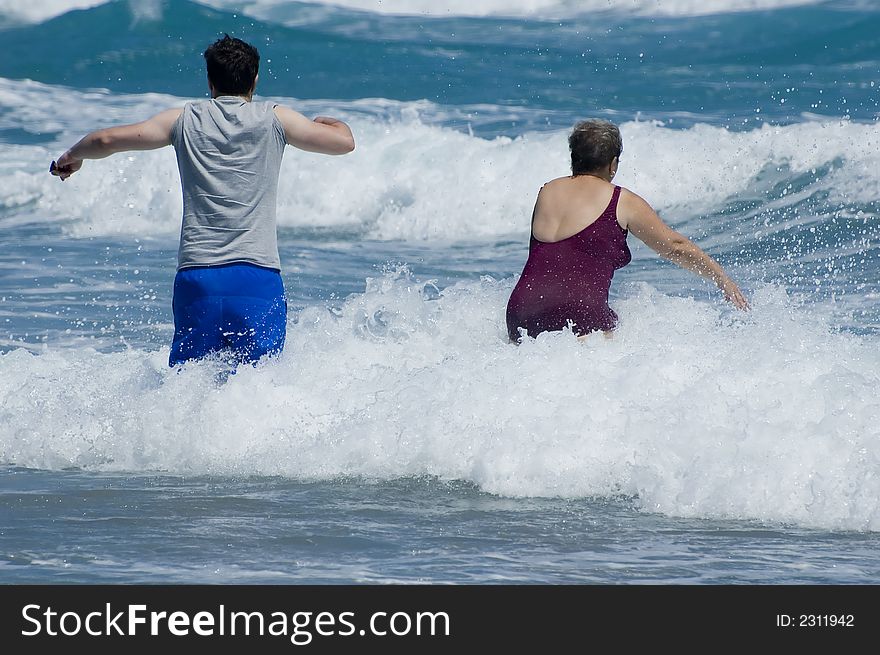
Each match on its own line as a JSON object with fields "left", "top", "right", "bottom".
{"left": 506, "top": 185, "right": 631, "bottom": 341}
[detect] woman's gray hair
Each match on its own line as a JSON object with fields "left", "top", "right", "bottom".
{"left": 569, "top": 119, "right": 622, "bottom": 175}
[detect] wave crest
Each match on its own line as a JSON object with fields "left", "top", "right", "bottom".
{"left": 2, "top": 270, "right": 878, "bottom": 531}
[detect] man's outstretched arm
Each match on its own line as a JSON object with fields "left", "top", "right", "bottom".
{"left": 273, "top": 105, "right": 355, "bottom": 155}
{"left": 50, "top": 108, "right": 182, "bottom": 180}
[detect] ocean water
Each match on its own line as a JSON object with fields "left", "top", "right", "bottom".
{"left": 1, "top": 0, "right": 879, "bottom": 584}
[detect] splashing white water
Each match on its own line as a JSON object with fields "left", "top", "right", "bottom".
{"left": 232, "top": 0, "right": 826, "bottom": 18}
{"left": 254, "top": 0, "right": 819, "bottom": 18}
{"left": 1, "top": 269, "right": 879, "bottom": 531}
{"left": 0, "top": 0, "right": 827, "bottom": 25}
{"left": 0, "top": 0, "right": 104, "bottom": 24}
{"left": 5, "top": 80, "right": 879, "bottom": 241}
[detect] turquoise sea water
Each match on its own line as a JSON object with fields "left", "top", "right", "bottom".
{"left": 1, "top": 0, "right": 879, "bottom": 583}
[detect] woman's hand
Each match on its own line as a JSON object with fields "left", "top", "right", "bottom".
{"left": 719, "top": 276, "right": 750, "bottom": 310}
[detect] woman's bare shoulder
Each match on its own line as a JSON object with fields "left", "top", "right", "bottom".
{"left": 617, "top": 186, "right": 654, "bottom": 210}
{"left": 541, "top": 176, "right": 573, "bottom": 189}
{"left": 536, "top": 176, "right": 575, "bottom": 201}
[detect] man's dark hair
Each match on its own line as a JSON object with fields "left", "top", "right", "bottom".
{"left": 204, "top": 34, "right": 260, "bottom": 95}
{"left": 569, "top": 119, "right": 623, "bottom": 175}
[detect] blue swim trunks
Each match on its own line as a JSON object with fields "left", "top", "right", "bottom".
{"left": 169, "top": 262, "right": 287, "bottom": 367}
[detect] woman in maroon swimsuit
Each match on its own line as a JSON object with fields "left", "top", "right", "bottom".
{"left": 506, "top": 119, "right": 748, "bottom": 342}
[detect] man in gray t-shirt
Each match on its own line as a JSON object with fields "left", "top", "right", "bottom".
{"left": 51, "top": 35, "right": 355, "bottom": 367}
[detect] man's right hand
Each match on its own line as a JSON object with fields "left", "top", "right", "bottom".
{"left": 50, "top": 154, "right": 82, "bottom": 181}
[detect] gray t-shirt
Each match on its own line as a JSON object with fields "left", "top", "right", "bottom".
{"left": 170, "top": 96, "right": 287, "bottom": 271}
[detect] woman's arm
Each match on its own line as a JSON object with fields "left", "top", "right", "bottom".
{"left": 619, "top": 188, "right": 749, "bottom": 309}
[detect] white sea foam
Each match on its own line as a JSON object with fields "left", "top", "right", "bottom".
{"left": 4, "top": 80, "right": 880, "bottom": 241}
{"left": 1, "top": 270, "right": 878, "bottom": 531}
{"left": 0, "top": 0, "right": 160, "bottom": 25}
{"left": 0, "top": 0, "right": 104, "bottom": 24}
{"left": 0, "top": 0, "right": 828, "bottom": 25}
{"left": 222, "top": 0, "right": 826, "bottom": 19}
